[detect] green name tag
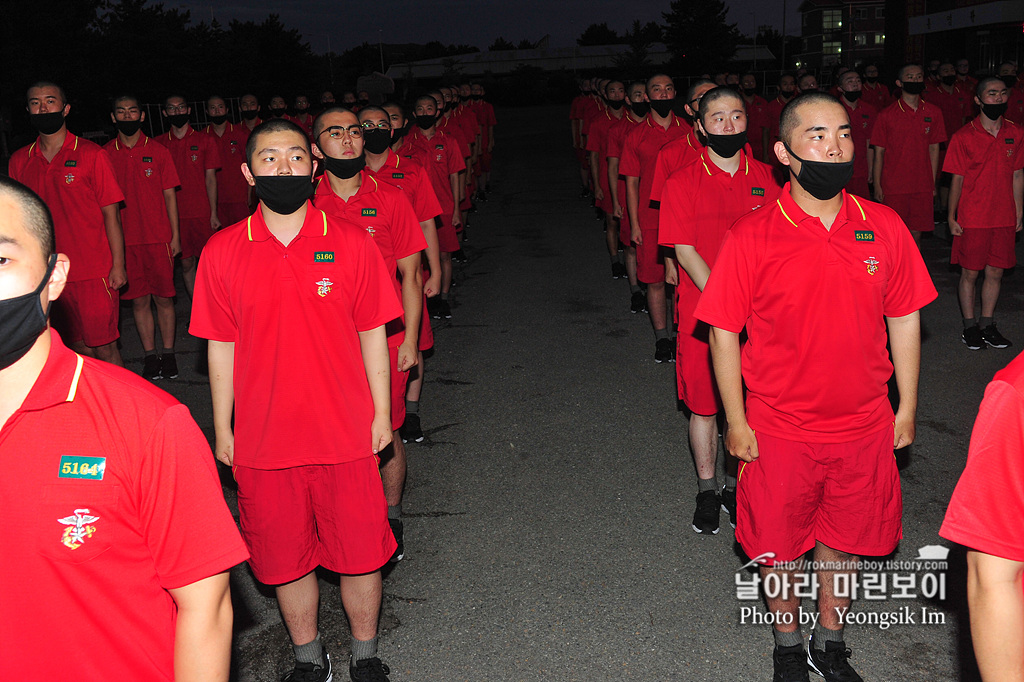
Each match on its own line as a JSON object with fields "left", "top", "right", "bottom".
{"left": 1007, "top": 139, "right": 1015, "bottom": 144}
{"left": 314, "top": 251, "right": 334, "bottom": 262}
{"left": 923, "top": 117, "right": 932, "bottom": 122}
{"left": 392, "top": 172, "right": 404, "bottom": 179}
{"left": 64, "top": 160, "right": 77, "bottom": 167}
{"left": 58, "top": 456, "right": 106, "bottom": 480}
{"left": 142, "top": 156, "right": 153, "bottom": 162}
{"left": 855, "top": 230, "right": 874, "bottom": 242}
{"left": 190, "top": 145, "right": 199, "bottom": 151}
{"left": 361, "top": 208, "right": 377, "bottom": 217}
{"left": 751, "top": 187, "right": 765, "bottom": 197}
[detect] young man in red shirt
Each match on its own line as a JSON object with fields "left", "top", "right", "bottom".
{"left": 204, "top": 95, "right": 251, "bottom": 225}
{"left": 0, "top": 175, "right": 248, "bottom": 681}
{"left": 587, "top": 79, "right": 628, "bottom": 278}
{"left": 571, "top": 79, "right": 593, "bottom": 197}
{"left": 267, "top": 95, "right": 289, "bottom": 119}
{"left": 470, "top": 82, "right": 497, "bottom": 198}
{"left": 310, "top": 107, "right": 428, "bottom": 563}
{"left": 696, "top": 93, "right": 936, "bottom": 682}
{"left": 620, "top": 74, "right": 688, "bottom": 362}
{"left": 106, "top": 94, "right": 182, "bottom": 380}
{"left": 836, "top": 71, "right": 877, "bottom": 199}
{"left": 290, "top": 94, "right": 315, "bottom": 137}
{"left": 765, "top": 73, "right": 798, "bottom": 169}
{"left": 191, "top": 119, "right": 402, "bottom": 682}
{"left": 944, "top": 76, "right": 1024, "bottom": 351}
{"left": 871, "top": 64, "right": 947, "bottom": 242}
{"left": 940, "top": 350, "right": 1024, "bottom": 681}
{"left": 659, "top": 87, "right": 781, "bottom": 535}
{"left": 155, "top": 94, "right": 221, "bottom": 298}
{"left": 9, "top": 81, "right": 126, "bottom": 367}
{"left": 860, "top": 64, "right": 892, "bottom": 113}
{"left": 740, "top": 73, "right": 770, "bottom": 162}
{"left": 649, "top": 79, "right": 716, "bottom": 206}
{"left": 239, "top": 93, "right": 262, "bottom": 132}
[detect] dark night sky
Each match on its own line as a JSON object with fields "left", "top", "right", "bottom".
{"left": 174, "top": 0, "right": 802, "bottom": 58}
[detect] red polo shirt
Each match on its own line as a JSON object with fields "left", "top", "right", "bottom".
{"left": 743, "top": 94, "right": 770, "bottom": 160}
{"left": 204, "top": 122, "right": 250, "bottom": 205}
{"left": 104, "top": 134, "right": 180, "bottom": 245}
{"left": 619, "top": 113, "right": 689, "bottom": 230}
{"left": 190, "top": 203, "right": 403, "bottom": 469}
{"left": 650, "top": 131, "right": 703, "bottom": 203}
{"left": 585, "top": 109, "right": 623, "bottom": 213}
{"left": 154, "top": 126, "right": 222, "bottom": 220}
{"left": 839, "top": 99, "right": 878, "bottom": 184}
{"left": 365, "top": 150, "right": 443, "bottom": 223}
{"left": 860, "top": 82, "right": 892, "bottom": 113}
{"left": 695, "top": 186, "right": 937, "bottom": 442}
{"left": 926, "top": 83, "right": 971, "bottom": 139}
{"left": 872, "top": 98, "right": 948, "bottom": 195}
{"left": 0, "top": 329, "right": 249, "bottom": 680}
{"left": 312, "top": 172, "right": 427, "bottom": 347}
{"left": 943, "top": 117, "right": 1024, "bottom": 229}
{"left": 404, "top": 127, "right": 466, "bottom": 218}
{"left": 765, "top": 94, "right": 795, "bottom": 144}
{"left": 8, "top": 133, "right": 125, "bottom": 282}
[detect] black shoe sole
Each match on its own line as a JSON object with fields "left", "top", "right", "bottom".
{"left": 692, "top": 524, "right": 721, "bottom": 535}
{"left": 962, "top": 338, "right": 985, "bottom": 350}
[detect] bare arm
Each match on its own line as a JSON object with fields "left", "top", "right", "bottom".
{"left": 449, "top": 173, "right": 462, "bottom": 227}
{"left": 608, "top": 156, "right": 622, "bottom": 217}
{"left": 589, "top": 151, "right": 604, "bottom": 202}
{"left": 101, "top": 204, "right": 127, "bottom": 290}
{"left": 420, "top": 219, "right": 441, "bottom": 297}
{"left": 947, "top": 174, "right": 965, "bottom": 236}
{"left": 396, "top": 254, "right": 423, "bottom": 373}
{"left": 929, "top": 143, "right": 940, "bottom": 195}
{"left": 967, "top": 550, "right": 1024, "bottom": 682}
{"left": 866, "top": 143, "right": 875, "bottom": 186}
{"left": 709, "top": 326, "right": 758, "bottom": 462}
{"left": 205, "top": 168, "right": 221, "bottom": 230}
{"left": 872, "top": 146, "right": 885, "bottom": 202}
{"left": 626, "top": 175, "right": 641, "bottom": 243}
{"left": 208, "top": 340, "right": 235, "bottom": 466}
{"left": 358, "top": 325, "right": 392, "bottom": 454}
{"left": 1013, "top": 169, "right": 1023, "bottom": 232}
{"left": 169, "top": 572, "right": 233, "bottom": 682}
{"left": 886, "top": 311, "right": 921, "bottom": 449}
{"left": 674, "top": 244, "right": 712, "bottom": 291}
{"left": 163, "top": 187, "right": 181, "bottom": 256}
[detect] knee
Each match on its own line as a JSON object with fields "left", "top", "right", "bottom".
{"left": 984, "top": 266, "right": 1004, "bottom": 281}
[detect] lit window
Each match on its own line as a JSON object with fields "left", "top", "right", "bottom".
{"left": 823, "top": 9, "right": 842, "bottom": 30}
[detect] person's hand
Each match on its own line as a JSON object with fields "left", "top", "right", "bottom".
{"left": 873, "top": 186, "right": 884, "bottom": 203}
{"left": 631, "top": 225, "right": 642, "bottom": 244}
{"left": 664, "top": 259, "right": 679, "bottom": 286}
{"left": 214, "top": 429, "right": 234, "bottom": 467}
{"left": 594, "top": 186, "right": 604, "bottom": 202}
{"left": 397, "top": 342, "right": 418, "bottom": 372}
{"left": 725, "top": 421, "right": 759, "bottom": 462}
{"left": 612, "top": 201, "right": 622, "bottom": 219}
{"left": 169, "top": 236, "right": 182, "bottom": 257}
{"left": 893, "top": 412, "right": 916, "bottom": 450}
{"left": 424, "top": 273, "right": 441, "bottom": 298}
{"left": 1015, "top": 215, "right": 1022, "bottom": 233}
{"left": 108, "top": 264, "right": 127, "bottom": 291}
{"left": 210, "top": 213, "right": 222, "bottom": 231}
{"left": 371, "top": 415, "right": 393, "bottom": 454}
{"left": 452, "top": 210, "right": 463, "bottom": 228}
{"left": 948, "top": 217, "right": 963, "bottom": 236}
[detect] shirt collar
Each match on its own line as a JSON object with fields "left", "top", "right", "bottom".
{"left": 776, "top": 182, "right": 867, "bottom": 231}
{"left": 113, "top": 133, "right": 150, "bottom": 151}
{"left": 28, "top": 132, "right": 77, "bottom": 159}
{"left": 245, "top": 202, "right": 328, "bottom": 242}
{"left": 698, "top": 149, "right": 750, "bottom": 177}
{"left": 17, "top": 329, "right": 85, "bottom": 412}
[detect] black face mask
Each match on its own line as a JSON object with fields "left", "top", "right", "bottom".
{"left": 391, "top": 124, "right": 409, "bottom": 142}
{"left": 865, "top": 76, "right": 878, "bottom": 84}
{"left": 322, "top": 153, "right": 366, "bottom": 179}
{"left": 414, "top": 114, "right": 436, "bottom": 130}
{"left": 443, "top": 101, "right": 454, "bottom": 112}
{"left": 784, "top": 144, "right": 855, "bottom": 201}
{"left": 241, "top": 109, "right": 259, "bottom": 120}
{"left": 0, "top": 254, "right": 56, "bottom": 370}
{"left": 30, "top": 111, "right": 65, "bottom": 135}
{"left": 253, "top": 175, "right": 313, "bottom": 215}
{"left": 901, "top": 81, "right": 926, "bottom": 96}
{"left": 269, "top": 107, "right": 287, "bottom": 118}
{"left": 294, "top": 106, "right": 308, "bottom": 114}
{"left": 743, "top": 87, "right": 757, "bottom": 97}
{"left": 780, "top": 88, "right": 795, "bottom": 99}
{"left": 166, "top": 113, "right": 189, "bottom": 128}
{"left": 649, "top": 99, "right": 674, "bottom": 118}
{"left": 362, "top": 128, "right": 392, "bottom": 155}
{"left": 115, "top": 120, "right": 142, "bottom": 137}
{"left": 357, "top": 99, "right": 370, "bottom": 107}
{"left": 472, "top": 94, "right": 483, "bottom": 100}
{"left": 1001, "top": 75, "right": 1018, "bottom": 89}
{"left": 606, "top": 99, "right": 626, "bottom": 110}
{"left": 209, "top": 114, "right": 228, "bottom": 125}
{"left": 842, "top": 90, "right": 862, "bottom": 103}
{"left": 630, "top": 101, "right": 650, "bottom": 118}
{"left": 941, "top": 75, "right": 957, "bottom": 86}
{"left": 981, "top": 102, "right": 1009, "bottom": 121}
{"left": 704, "top": 129, "right": 747, "bottom": 158}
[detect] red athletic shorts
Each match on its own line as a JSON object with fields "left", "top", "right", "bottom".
{"left": 179, "top": 216, "right": 215, "bottom": 258}
{"left": 122, "top": 243, "right": 175, "bottom": 300}
{"left": 389, "top": 345, "right": 410, "bottom": 430}
{"left": 52, "top": 277, "right": 119, "bottom": 347}
{"left": 481, "top": 150, "right": 492, "bottom": 173}
{"left": 676, "top": 304, "right": 720, "bottom": 415}
{"left": 418, "top": 292, "right": 434, "bottom": 351}
{"left": 883, "top": 192, "right": 934, "bottom": 232}
{"left": 736, "top": 425, "right": 901, "bottom": 565}
{"left": 636, "top": 230, "right": 665, "bottom": 284}
{"left": 436, "top": 216, "right": 459, "bottom": 253}
{"left": 218, "top": 201, "right": 251, "bottom": 226}
{"left": 951, "top": 226, "right": 1017, "bottom": 271}
{"left": 234, "top": 458, "right": 396, "bottom": 584}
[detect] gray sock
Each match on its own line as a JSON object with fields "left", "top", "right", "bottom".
{"left": 774, "top": 627, "right": 804, "bottom": 648}
{"left": 405, "top": 400, "right": 419, "bottom": 415}
{"left": 698, "top": 477, "right": 717, "bottom": 492}
{"left": 980, "top": 317, "right": 994, "bottom": 328}
{"left": 293, "top": 632, "right": 325, "bottom": 667}
{"left": 654, "top": 328, "right": 669, "bottom": 341}
{"left": 387, "top": 503, "right": 402, "bottom": 520}
{"left": 351, "top": 636, "right": 377, "bottom": 663}
{"left": 963, "top": 318, "right": 977, "bottom": 329}
{"left": 629, "top": 284, "right": 641, "bottom": 294}
{"left": 145, "top": 349, "right": 157, "bottom": 358}
{"left": 724, "top": 475, "right": 737, "bottom": 491}
{"left": 812, "top": 622, "right": 844, "bottom": 649}
{"left": 441, "top": 292, "right": 450, "bottom": 301}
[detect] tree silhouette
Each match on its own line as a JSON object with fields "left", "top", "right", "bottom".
{"left": 662, "top": 0, "right": 741, "bottom": 74}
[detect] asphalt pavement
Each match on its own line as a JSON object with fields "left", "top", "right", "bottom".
{"left": 136, "top": 105, "right": 1022, "bottom": 681}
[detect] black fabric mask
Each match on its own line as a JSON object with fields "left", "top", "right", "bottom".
{"left": 649, "top": 99, "right": 674, "bottom": 118}
{"left": 941, "top": 75, "right": 957, "bottom": 86}
{"left": 1001, "top": 75, "right": 1018, "bottom": 89}
{"left": 241, "top": 109, "right": 259, "bottom": 121}
{"left": 606, "top": 99, "right": 626, "bottom": 110}
{"left": 253, "top": 175, "right": 313, "bottom": 215}
{"left": 166, "top": 113, "right": 189, "bottom": 128}
{"left": 0, "top": 254, "right": 56, "bottom": 370}
{"left": 842, "top": 90, "right": 862, "bottom": 103}
{"left": 743, "top": 87, "right": 758, "bottom": 97}
{"left": 209, "top": 114, "right": 228, "bottom": 125}
{"left": 357, "top": 99, "right": 370, "bottom": 107}
{"left": 30, "top": 111, "right": 65, "bottom": 135}
{"left": 864, "top": 76, "right": 878, "bottom": 84}
{"left": 362, "top": 128, "right": 392, "bottom": 155}
{"left": 391, "top": 124, "right": 409, "bottom": 142}
{"left": 630, "top": 101, "right": 650, "bottom": 118}
{"left": 780, "top": 89, "right": 795, "bottom": 99}
{"left": 115, "top": 120, "right": 142, "bottom": 137}
{"left": 414, "top": 115, "right": 436, "bottom": 130}
{"left": 269, "top": 107, "right": 287, "bottom": 118}
{"left": 784, "top": 144, "right": 855, "bottom": 201}
{"left": 472, "top": 94, "right": 483, "bottom": 100}
{"left": 322, "top": 153, "right": 366, "bottom": 179}
{"left": 704, "top": 130, "right": 747, "bottom": 158}
{"left": 901, "top": 82, "right": 926, "bottom": 96}
{"left": 981, "top": 102, "right": 1009, "bottom": 121}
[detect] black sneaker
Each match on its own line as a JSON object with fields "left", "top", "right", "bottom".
{"left": 160, "top": 353, "right": 179, "bottom": 379}
{"left": 453, "top": 249, "right": 468, "bottom": 263}
{"left": 692, "top": 489, "right": 721, "bottom": 534}
{"left": 806, "top": 636, "right": 863, "bottom": 682}
{"left": 283, "top": 651, "right": 332, "bottom": 682}
{"left": 579, "top": 188, "right": 591, "bottom": 199}
{"left": 611, "top": 262, "right": 627, "bottom": 279}
{"left": 981, "top": 323, "right": 1012, "bottom": 349}
{"left": 428, "top": 297, "right": 441, "bottom": 319}
{"left": 655, "top": 337, "right": 674, "bottom": 364}
{"left": 630, "top": 291, "right": 647, "bottom": 314}
{"left": 388, "top": 518, "right": 405, "bottom": 563}
{"left": 774, "top": 644, "right": 810, "bottom": 682}
{"left": 350, "top": 656, "right": 390, "bottom": 682}
{"left": 142, "top": 355, "right": 161, "bottom": 381}
{"left": 439, "top": 300, "right": 452, "bottom": 319}
{"left": 962, "top": 325, "right": 985, "bottom": 350}
{"left": 400, "top": 413, "right": 424, "bottom": 443}
{"left": 720, "top": 486, "right": 737, "bottom": 529}
{"left": 477, "top": 190, "right": 488, "bottom": 202}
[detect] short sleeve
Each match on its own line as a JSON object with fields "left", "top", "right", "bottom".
{"left": 412, "top": 171, "right": 442, "bottom": 221}
{"left": 870, "top": 111, "right": 890, "bottom": 148}
{"left": 92, "top": 148, "right": 127, "bottom": 208}
{"left": 619, "top": 131, "right": 641, "bottom": 178}
{"left": 658, "top": 172, "right": 696, "bottom": 246}
{"left": 941, "top": 130, "right": 968, "bottom": 176}
{"left": 158, "top": 146, "right": 181, "bottom": 191}
{"left": 881, "top": 211, "right": 938, "bottom": 317}
{"left": 204, "top": 135, "right": 222, "bottom": 171}
{"left": 189, "top": 239, "right": 237, "bottom": 342}
{"left": 389, "top": 191, "right": 427, "bottom": 260}
{"left": 694, "top": 226, "right": 756, "bottom": 333}
{"left": 929, "top": 106, "right": 949, "bottom": 144}
{"left": 352, "top": 233, "right": 403, "bottom": 332}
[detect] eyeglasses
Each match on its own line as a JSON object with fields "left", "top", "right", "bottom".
{"left": 164, "top": 104, "right": 189, "bottom": 114}
{"left": 319, "top": 125, "right": 363, "bottom": 139}
{"left": 360, "top": 121, "right": 392, "bottom": 130}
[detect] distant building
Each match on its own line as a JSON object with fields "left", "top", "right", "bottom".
{"left": 905, "top": 0, "right": 1023, "bottom": 73}
{"left": 795, "top": 0, "right": 887, "bottom": 75}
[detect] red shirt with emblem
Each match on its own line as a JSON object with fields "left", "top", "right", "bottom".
{"left": 650, "top": 131, "right": 704, "bottom": 203}
{"left": 619, "top": 113, "right": 690, "bottom": 230}
{"left": 871, "top": 98, "right": 948, "bottom": 195}
{"left": 943, "top": 117, "right": 1024, "bottom": 229}
{"left": 312, "top": 172, "right": 427, "bottom": 347}
{"left": 840, "top": 99, "right": 878, "bottom": 183}
{"left": 695, "top": 187, "right": 937, "bottom": 442}
{"left": 154, "top": 126, "right": 222, "bottom": 220}
{"left": 190, "top": 204, "right": 402, "bottom": 469}
{"left": 204, "top": 122, "right": 250, "bottom": 205}
{"left": 104, "top": 134, "right": 180, "bottom": 245}
{"left": 0, "top": 329, "right": 249, "bottom": 680}
{"left": 9, "top": 133, "right": 125, "bottom": 282}
{"left": 403, "top": 128, "right": 466, "bottom": 218}
{"left": 365, "top": 150, "right": 442, "bottom": 223}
